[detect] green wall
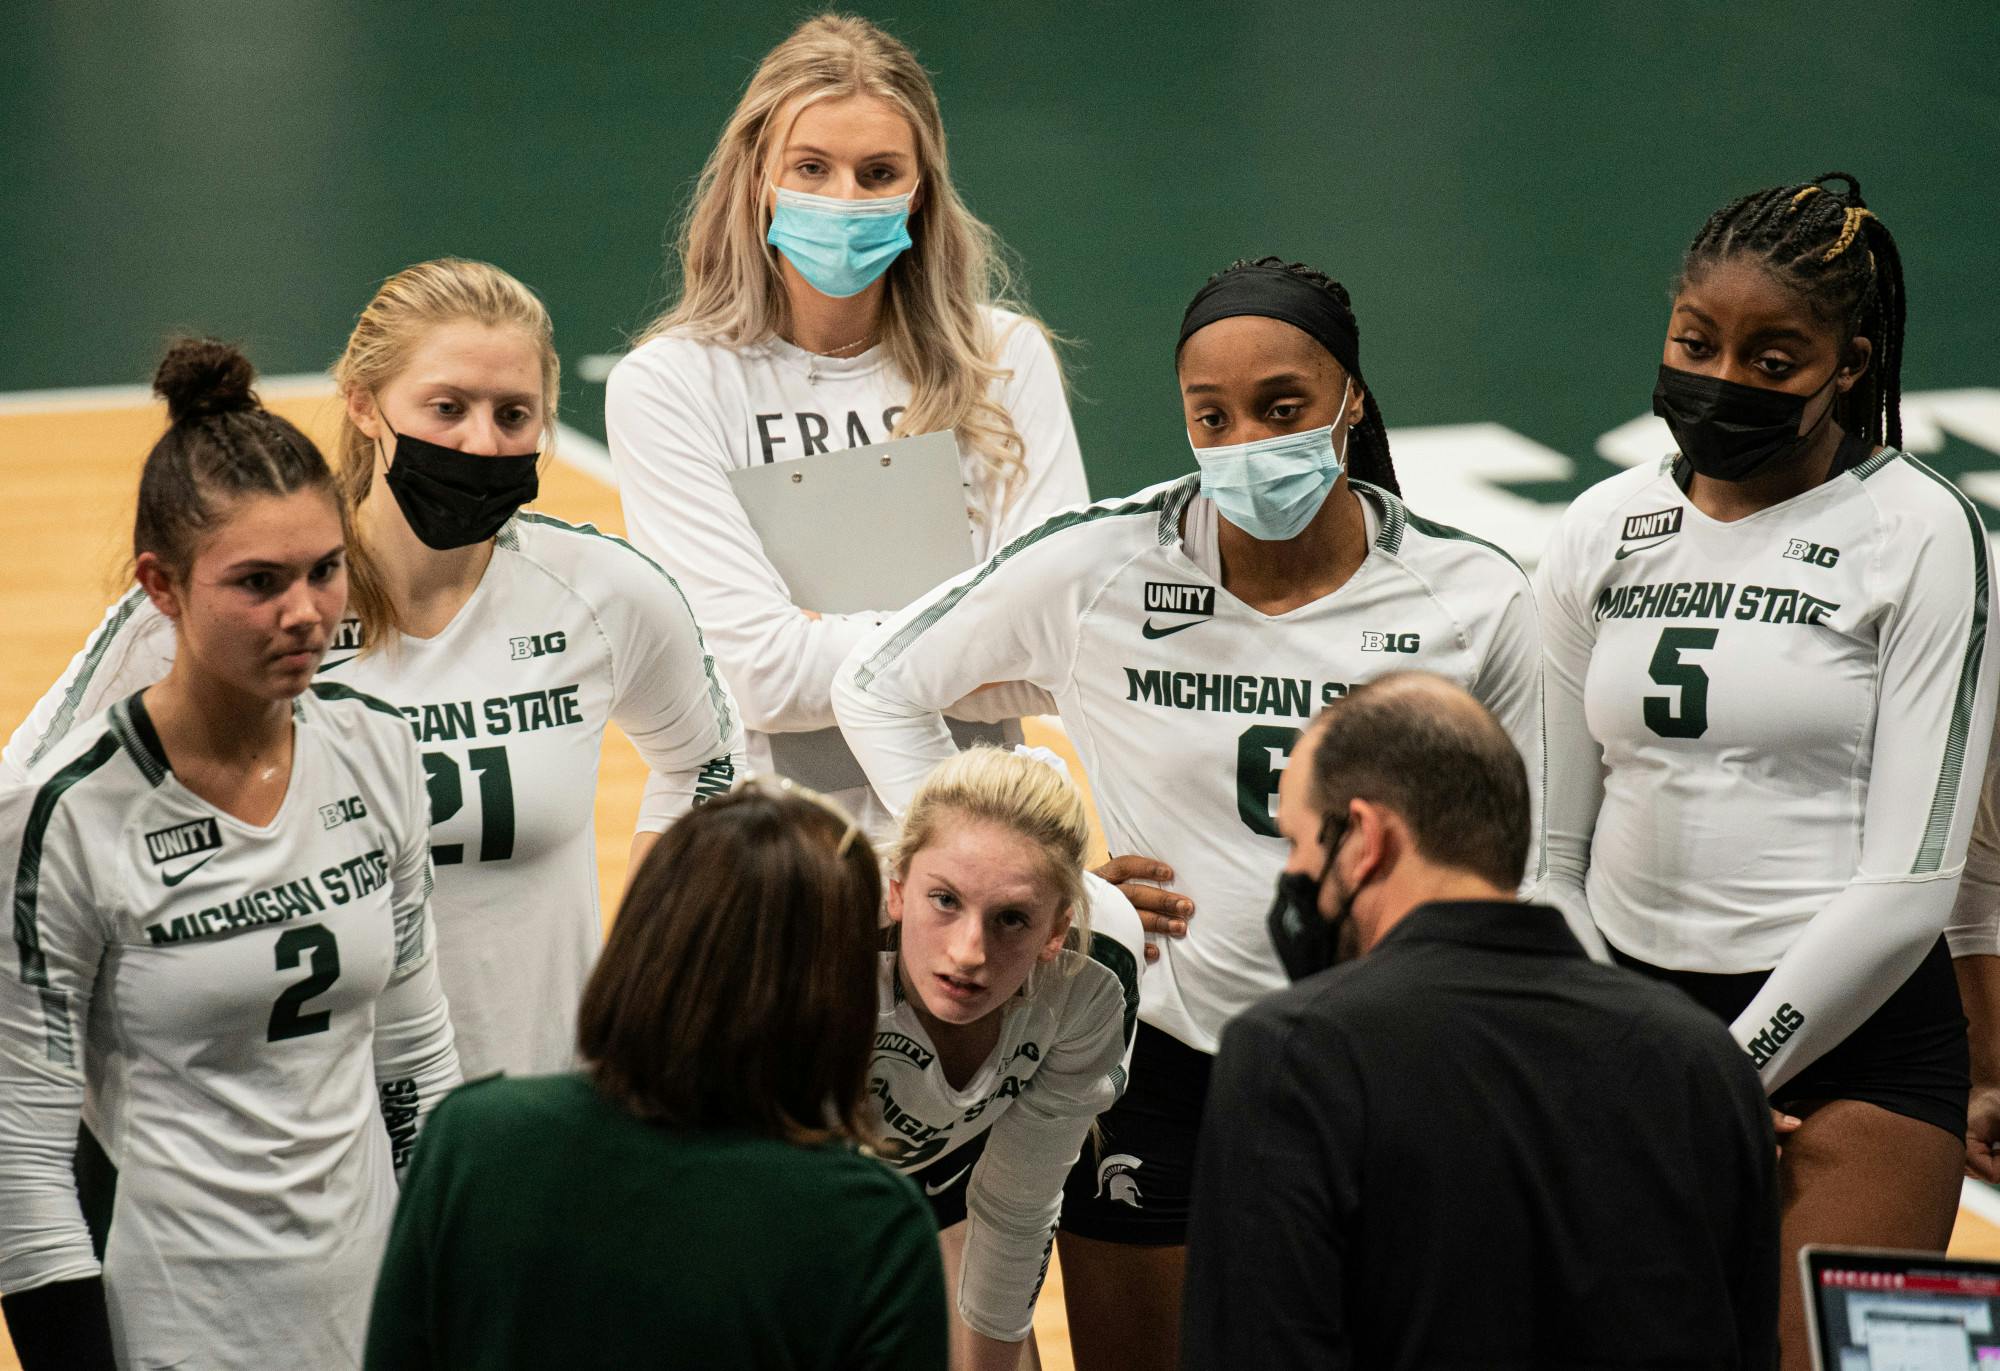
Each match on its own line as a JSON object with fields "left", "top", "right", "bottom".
{"left": 7, "top": 2, "right": 1996, "bottom": 546}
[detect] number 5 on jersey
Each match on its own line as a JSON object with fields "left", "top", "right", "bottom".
{"left": 1645, "top": 627, "right": 1716, "bottom": 739}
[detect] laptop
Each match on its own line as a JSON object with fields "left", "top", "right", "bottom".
{"left": 1803, "top": 1245, "right": 2000, "bottom": 1369}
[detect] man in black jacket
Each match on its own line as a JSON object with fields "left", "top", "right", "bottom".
{"left": 1182, "top": 672, "right": 1778, "bottom": 1370}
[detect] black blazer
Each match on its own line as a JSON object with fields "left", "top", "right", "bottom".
{"left": 1182, "top": 899, "right": 1777, "bottom": 1371}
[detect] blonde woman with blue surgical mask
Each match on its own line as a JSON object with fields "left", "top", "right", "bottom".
{"left": 606, "top": 14, "right": 1087, "bottom": 831}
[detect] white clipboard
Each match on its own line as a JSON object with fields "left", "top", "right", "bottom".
{"left": 727, "top": 431, "right": 1014, "bottom": 791}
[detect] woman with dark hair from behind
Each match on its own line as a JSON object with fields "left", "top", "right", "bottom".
{"left": 362, "top": 783, "right": 947, "bottom": 1371}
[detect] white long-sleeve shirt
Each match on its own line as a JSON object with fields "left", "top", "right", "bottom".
{"left": 3, "top": 514, "right": 746, "bottom": 1079}
{"left": 603, "top": 308, "right": 1088, "bottom": 779}
{"left": 1536, "top": 449, "right": 1998, "bottom": 1090}
{"left": 872, "top": 874, "right": 1142, "bottom": 1341}
{"left": 836, "top": 476, "right": 1551, "bottom": 1053}
{"left": 0, "top": 685, "right": 461, "bottom": 1369}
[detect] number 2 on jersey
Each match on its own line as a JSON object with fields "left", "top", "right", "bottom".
{"left": 1644, "top": 627, "right": 1717, "bottom": 739}
{"left": 268, "top": 925, "right": 341, "bottom": 1042}
{"left": 421, "top": 746, "right": 516, "bottom": 865}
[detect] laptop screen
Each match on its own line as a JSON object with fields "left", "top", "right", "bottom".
{"left": 1805, "top": 1247, "right": 2000, "bottom": 1370}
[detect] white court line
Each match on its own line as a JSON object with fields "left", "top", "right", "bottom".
{"left": 0, "top": 376, "right": 620, "bottom": 490}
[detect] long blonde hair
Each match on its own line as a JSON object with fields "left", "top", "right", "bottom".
{"left": 892, "top": 747, "right": 1093, "bottom": 965}
{"left": 331, "top": 258, "right": 560, "bottom": 648}
{"left": 640, "top": 13, "right": 1049, "bottom": 516}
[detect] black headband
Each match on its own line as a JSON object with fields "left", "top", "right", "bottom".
{"left": 1176, "top": 265, "right": 1362, "bottom": 381}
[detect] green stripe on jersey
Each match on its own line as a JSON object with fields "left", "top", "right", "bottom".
{"left": 28, "top": 587, "right": 146, "bottom": 769}
{"left": 13, "top": 733, "right": 122, "bottom": 1064}
{"left": 1357, "top": 481, "right": 1542, "bottom": 883}
{"left": 510, "top": 511, "right": 738, "bottom": 751}
{"left": 111, "top": 695, "right": 169, "bottom": 787}
{"left": 1851, "top": 446, "right": 1902, "bottom": 481}
{"left": 1364, "top": 481, "right": 1526, "bottom": 572}
{"left": 309, "top": 680, "right": 406, "bottom": 721}
{"left": 1088, "top": 929, "right": 1141, "bottom": 1052}
{"left": 1903, "top": 454, "right": 1991, "bottom": 874}
{"left": 852, "top": 485, "right": 1178, "bottom": 691}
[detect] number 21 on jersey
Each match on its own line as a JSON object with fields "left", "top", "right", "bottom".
{"left": 421, "top": 746, "right": 515, "bottom": 865}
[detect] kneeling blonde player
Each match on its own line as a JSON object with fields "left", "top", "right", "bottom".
{"left": 875, "top": 747, "right": 1142, "bottom": 1371}
{"left": 836, "top": 256, "right": 1551, "bottom": 1368}
{"left": 0, "top": 341, "right": 460, "bottom": 1370}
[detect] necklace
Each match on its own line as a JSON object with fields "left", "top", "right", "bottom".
{"left": 804, "top": 330, "right": 876, "bottom": 383}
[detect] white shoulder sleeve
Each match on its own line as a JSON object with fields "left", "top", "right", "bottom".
{"left": 834, "top": 496, "right": 1147, "bottom": 817}
{"left": 1732, "top": 476, "right": 1999, "bottom": 1088}
{"left": 605, "top": 346, "right": 887, "bottom": 735}
{"left": 1534, "top": 510, "right": 1607, "bottom": 957}
{"left": 579, "top": 532, "right": 749, "bottom": 832}
{"left": 370, "top": 726, "right": 461, "bottom": 1180}
{"left": 0, "top": 764, "right": 113, "bottom": 1293}
{"left": 985, "top": 315, "right": 1090, "bottom": 549}
{"left": 4, "top": 591, "right": 173, "bottom": 785}
{"left": 957, "top": 959, "right": 1130, "bottom": 1342}
{"left": 1949, "top": 723, "right": 2000, "bottom": 957}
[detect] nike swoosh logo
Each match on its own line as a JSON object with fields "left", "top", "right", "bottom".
{"left": 1613, "top": 534, "right": 1679, "bottom": 560}
{"left": 160, "top": 853, "right": 218, "bottom": 887}
{"left": 1141, "top": 618, "right": 1207, "bottom": 639}
{"left": 923, "top": 1164, "right": 972, "bottom": 1197}
{"left": 317, "top": 655, "right": 357, "bottom": 672}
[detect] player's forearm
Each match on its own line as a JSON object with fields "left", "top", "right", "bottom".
{"left": 1730, "top": 878, "right": 1948, "bottom": 1090}
{"left": 832, "top": 641, "right": 964, "bottom": 817}
{"left": 373, "top": 958, "right": 462, "bottom": 1176}
{"left": 1957, "top": 954, "right": 2000, "bottom": 1089}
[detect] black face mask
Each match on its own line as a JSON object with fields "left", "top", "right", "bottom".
{"left": 379, "top": 418, "right": 540, "bottom": 550}
{"left": 1267, "top": 813, "right": 1358, "bottom": 982}
{"left": 1651, "top": 363, "right": 1839, "bottom": 483}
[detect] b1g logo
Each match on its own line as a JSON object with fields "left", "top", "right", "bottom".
{"left": 1360, "top": 631, "right": 1421, "bottom": 653}
{"left": 1783, "top": 538, "right": 1840, "bottom": 568}
{"left": 509, "top": 631, "right": 567, "bottom": 660}
{"left": 319, "top": 795, "right": 368, "bottom": 830}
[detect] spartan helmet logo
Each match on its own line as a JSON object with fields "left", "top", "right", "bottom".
{"left": 1095, "top": 1153, "right": 1144, "bottom": 1209}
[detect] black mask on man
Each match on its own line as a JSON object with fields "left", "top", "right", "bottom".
{"left": 379, "top": 416, "right": 540, "bottom": 550}
{"left": 1267, "top": 813, "right": 1356, "bottom": 982}
{"left": 1651, "top": 364, "right": 1839, "bottom": 483}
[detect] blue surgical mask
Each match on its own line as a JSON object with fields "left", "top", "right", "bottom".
{"left": 1191, "top": 382, "right": 1352, "bottom": 541}
{"left": 766, "top": 185, "right": 915, "bottom": 299}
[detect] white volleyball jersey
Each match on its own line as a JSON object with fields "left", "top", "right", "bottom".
{"left": 871, "top": 874, "right": 1142, "bottom": 1342}
{"left": 1538, "top": 449, "right": 1997, "bottom": 1087}
{"left": 836, "top": 476, "right": 1547, "bottom": 1053}
{"left": 3, "top": 513, "right": 746, "bottom": 1079}
{"left": 0, "top": 686, "right": 460, "bottom": 1370}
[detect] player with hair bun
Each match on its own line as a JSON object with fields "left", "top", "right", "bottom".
{"left": 874, "top": 746, "right": 1142, "bottom": 1370}
{"left": 0, "top": 340, "right": 461, "bottom": 1371}
{"left": 6, "top": 258, "right": 748, "bottom": 1082}
{"left": 836, "top": 256, "right": 1548, "bottom": 1367}
{"left": 1537, "top": 173, "right": 1998, "bottom": 1371}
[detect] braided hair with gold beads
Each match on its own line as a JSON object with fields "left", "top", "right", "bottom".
{"left": 1678, "top": 172, "right": 1907, "bottom": 449}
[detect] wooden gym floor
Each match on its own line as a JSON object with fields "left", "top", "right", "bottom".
{"left": 3, "top": 384, "right": 1999, "bottom": 1368}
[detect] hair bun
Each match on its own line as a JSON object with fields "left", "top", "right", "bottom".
{"left": 1812, "top": 171, "right": 1866, "bottom": 208}
{"left": 153, "top": 337, "right": 258, "bottom": 424}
